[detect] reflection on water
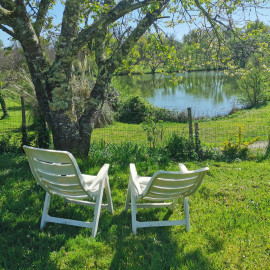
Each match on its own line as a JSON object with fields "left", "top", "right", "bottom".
{"left": 113, "top": 71, "right": 239, "bottom": 117}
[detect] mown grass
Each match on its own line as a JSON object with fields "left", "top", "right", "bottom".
{"left": 0, "top": 152, "right": 269, "bottom": 269}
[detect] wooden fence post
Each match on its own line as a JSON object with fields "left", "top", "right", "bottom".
{"left": 21, "top": 96, "right": 28, "bottom": 146}
{"left": 187, "top": 107, "right": 194, "bottom": 147}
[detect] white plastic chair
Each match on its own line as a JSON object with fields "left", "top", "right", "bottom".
{"left": 23, "top": 145, "right": 113, "bottom": 238}
{"left": 125, "top": 163, "right": 209, "bottom": 234}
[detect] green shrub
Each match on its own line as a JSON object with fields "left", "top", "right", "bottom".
{"left": 166, "top": 132, "right": 197, "bottom": 161}
{"left": 237, "top": 63, "right": 269, "bottom": 108}
{"left": 117, "top": 96, "right": 152, "bottom": 124}
{"left": 154, "top": 107, "right": 188, "bottom": 123}
{"left": 117, "top": 95, "right": 188, "bottom": 124}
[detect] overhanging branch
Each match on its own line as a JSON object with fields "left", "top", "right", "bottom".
{"left": 0, "top": 25, "right": 16, "bottom": 38}
{"left": 194, "top": 0, "right": 222, "bottom": 45}
{"left": 33, "top": 0, "right": 52, "bottom": 36}
{"left": 0, "top": 6, "right": 13, "bottom": 25}
{"left": 71, "top": 0, "right": 159, "bottom": 56}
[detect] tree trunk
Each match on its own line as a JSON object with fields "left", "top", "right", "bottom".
{"left": 0, "top": 93, "right": 9, "bottom": 119}
{"left": 35, "top": 111, "right": 51, "bottom": 148}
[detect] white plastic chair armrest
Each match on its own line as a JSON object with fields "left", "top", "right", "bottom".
{"left": 178, "top": 163, "right": 188, "bottom": 173}
{"left": 130, "top": 163, "right": 142, "bottom": 196}
{"left": 86, "top": 164, "right": 110, "bottom": 192}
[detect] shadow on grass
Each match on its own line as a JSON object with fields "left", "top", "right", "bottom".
{"left": 97, "top": 209, "right": 218, "bottom": 270}
{"left": 0, "top": 154, "right": 90, "bottom": 269}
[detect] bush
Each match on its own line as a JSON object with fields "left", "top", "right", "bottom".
{"left": 154, "top": 107, "right": 188, "bottom": 123}
{"left": 141, "top": 116, "right": 163, "bottom": 149}
{"left": 117, "top": 95, "right": 188, "bottom": 124}
{"left": 166, "top": 132, "right": 197, "bottom": 161}
{"left": 117, "top": 96, "right": 152, "bottom": 124}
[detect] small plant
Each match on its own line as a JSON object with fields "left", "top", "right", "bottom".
{"left": 141, "top": 115, "right": 163, "bottom": 149}
{"left": 220, "top": 125, "right": 260, "bottom": 160}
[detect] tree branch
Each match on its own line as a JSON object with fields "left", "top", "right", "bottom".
{"left": 58, "top": 0, "right": 84, "bottom": 45}
{"left": 0, "top": 25, "right": 16, "bottom": 38}
{"left": 0, "top": 6, "right": 13, "bottom": 25}
{"left": 71, "top": 0, "right": 158, "bottom": 56}
{"left": 108, "top": 0, "right": 170, "bottom": 71}
{"left": 33, "top": 0, "right": 52, "bottom": 36}
{"left": 193, "top": 0, "right": 222, "bottom": 45}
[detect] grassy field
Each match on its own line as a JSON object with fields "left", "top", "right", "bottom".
{"left": 0, "top": 154, "right": 269, "bottom": 269}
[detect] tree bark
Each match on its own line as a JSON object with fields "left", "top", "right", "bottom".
{"left": 0, "top": 92, "right": 8, "bottom": 119}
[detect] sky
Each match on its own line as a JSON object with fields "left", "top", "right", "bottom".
{"left": 1, "top": 1, "right": 270, "bottom": 47}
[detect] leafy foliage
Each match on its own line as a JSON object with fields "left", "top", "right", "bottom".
{"left": 166, "top": 132, "right": 197, "bottom": 161}
{"left": 117, "top": 96, "right": 152, "bottom": 124}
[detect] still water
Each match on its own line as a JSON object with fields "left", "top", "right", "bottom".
{"left": 114, "top": 71, "right": 239, "bottom": 117}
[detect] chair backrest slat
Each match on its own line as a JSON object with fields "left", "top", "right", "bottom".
{"left": 34, "top": 158, "right": 76, "bottom": 175}
{"left": 37, "top": 169, "right": 80, "bottom": 185}
{"left": 143, "top": 169, "right": 208, "bottom": 200}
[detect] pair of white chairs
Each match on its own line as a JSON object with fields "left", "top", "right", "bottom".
{"left": 24, "top": 146, "right": 209, "bottom": 237}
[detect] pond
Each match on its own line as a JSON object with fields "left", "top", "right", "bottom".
{"left": 114, "top": 71, "right": 240, "bottom": 117}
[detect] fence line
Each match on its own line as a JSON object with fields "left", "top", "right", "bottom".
{"left": 0, "top": 97, "right": 269, "bottom": 151}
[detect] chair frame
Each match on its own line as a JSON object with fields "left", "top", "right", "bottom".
{"left": 23, "top": 146, "right": 113, "bottom": 237}
{"left": 125, "top": 163, "right": 209, "bottom": 234}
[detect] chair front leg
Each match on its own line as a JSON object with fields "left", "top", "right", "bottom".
{"left": 92, "top": 182, "right": 105, "bottom": 238}
{"left": 40, "top": 192, "right": 51, "bottom": 230}
{"left": 131, "top": 190, "right": 138, "bottom": 235}
{"left": 184, "top": 196, "right": 190, "bottom": 231}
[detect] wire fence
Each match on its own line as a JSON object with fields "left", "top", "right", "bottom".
{"left": 1, "top": 97, "right": 269, "bottom": 153}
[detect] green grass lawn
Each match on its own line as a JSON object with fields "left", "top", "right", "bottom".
{"left": 0, "top": 154, "right": 269, "bottom": 269}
